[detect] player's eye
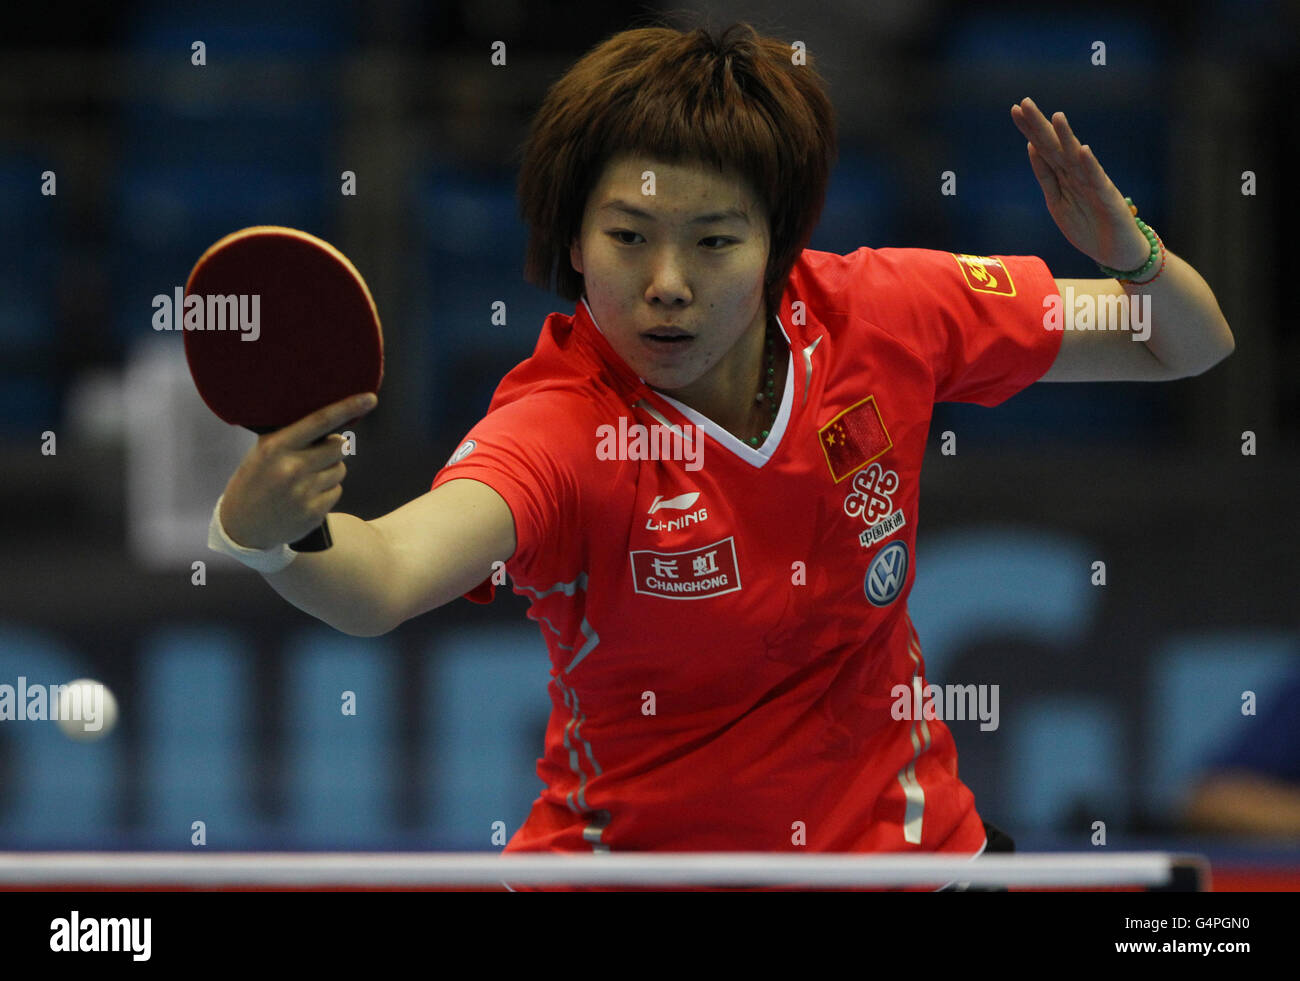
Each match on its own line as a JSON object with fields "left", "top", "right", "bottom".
{"left": 700, "top": 236, "right": 737, "bottom": 249}
{"left": 608, "top": 230, "right": 644, "bottom": 245}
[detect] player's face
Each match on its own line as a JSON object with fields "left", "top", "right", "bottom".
{"left": 570, "top": 155, "right": 770, "bottom": 398}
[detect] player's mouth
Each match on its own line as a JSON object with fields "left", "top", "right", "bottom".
{"left": 641, "top": 327, "right": 695, "bottom": 348}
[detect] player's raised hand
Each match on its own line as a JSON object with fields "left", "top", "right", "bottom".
{"left": 1010, "top": 97, "right": 1150, "bottom": 271}
{"left": 219, "top": 392, "right": 378, "bottom": 549}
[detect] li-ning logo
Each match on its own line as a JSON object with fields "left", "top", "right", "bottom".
{"left": 648, "top": 492, "right": 698, "bottom": 513}
{"left": 645, "top": 492, "right": 708, "bottom": 531}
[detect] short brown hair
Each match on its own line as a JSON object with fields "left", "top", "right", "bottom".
{"left": 517, "top": 22, "right": 837, "bottom": 316}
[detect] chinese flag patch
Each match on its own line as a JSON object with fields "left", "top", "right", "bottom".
{"left": 952, "top": 253, "right": 1016, "bottom": 296}
{"left": 818, "top": 396, "right": 892, "bottom": 483}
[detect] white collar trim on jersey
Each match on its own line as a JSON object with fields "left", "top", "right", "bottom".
{"left": 656, "top": 335, "right": 793, "bottom": 467}
{"left": 580, "top": 296, "right": 795, "bottom": 466}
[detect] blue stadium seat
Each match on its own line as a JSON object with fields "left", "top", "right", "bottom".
{"left": 930, "top": 378, "right": 1177, "bottom": 446}
{"left": 1006, "top": 695, "right": 1126, "bottom": 830}
{"left": 0, "top": 154, "right": 61, "bottom": 435}
{"left": 124, "top": 2, "right": 351, "bottom": 55}
{"left": 138, "top": 625, "right": 260, "bottom": 846}
{"left": 931, "top": 14, "right": 1169, "bottom": 261}
{"left": 941, "top": 13, "right": 1167, "bottom": 72}
{"left": 927, "top": 13, "right": 1172, "bottom": 442}
{"left": 907, "top": 525, "right": 1096, "bottom": 680}
{"left": 281, "top": 627, "right": 400, "bottom": 847}
{"left": 109, "top": 164, "right": 331, "bottom": 347}
{"left": 0, "top": 377, "right": 59, "bottom": 439}
{"left": 1144, "top": 630, "right": 1298, "bottom": 815}
{"left": 418, "top": 626, "right": 553, "bottom": 850}
{"left": 111, "top": 5, "right": 342, "bottom": 350}
{"left": 0, "top": 625, "right": 121, "bottom": 846}
{"left": 808, "top": 153, "right": 898, "bottom": 253}
{"left": 0, "top": 156, "right": 57, "bottom": 351}
{"left": 412, "top": 167, "right": 559, "bottom": 431}
{"left": 115, "top": 7, "right": 338, "bottom": 183}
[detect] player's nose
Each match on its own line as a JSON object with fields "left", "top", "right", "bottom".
{"left": 644, "top": 248, "right": 692, "bottom": 307}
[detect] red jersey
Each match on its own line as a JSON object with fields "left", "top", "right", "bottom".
{"left": 431, "top": 247, "right": 1061, "bottom": 859}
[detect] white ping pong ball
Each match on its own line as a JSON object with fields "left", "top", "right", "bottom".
{"left": 56, "top": 678, "right": 119, "bottom": 742}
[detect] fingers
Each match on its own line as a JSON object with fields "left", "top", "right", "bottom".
{"left": 1013, "top": 98, "right": 1085, "bottom": 172}
{"left": 1015, "top": 98, "right": 1111, "bottom": 201}
{"left": 302, "top": 459, "right": 347, "bottom": 498}
{"left": 1011, "top": 97, "right": 1064, "bottom": 167}
{"left": 220, "top": 398, "right": 369, "bottom": 548}
{"left": 283, "top": 461, "right": 346, "bottom": 538}
{"left": 1052, "top": 110, "right": 1084, "bottom": 162}
{"left": 269, "top": 442, "right": 347, "bottom": 516}
{"left": 300, "top": 433, "right": 348, "bottom": 471}
{"left": 1078, "top": 143, "right": 1112, "bottom": 191}
{"left": 1025, "top": 142, "right": 1061, "bottom": 205}
{"left": 276, "top": 392, "right": 378, "bottom": 451}
{"left": 267, "top": 432, "right": 349, "bottom": 478}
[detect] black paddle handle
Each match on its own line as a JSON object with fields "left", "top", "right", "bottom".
{"left": 248, "top": 426, "right": 336, "bottom": 552}
{"left": 291, "top": 519, "right": 332, "bottom": 552}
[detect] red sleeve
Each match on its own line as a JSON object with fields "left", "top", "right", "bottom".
{"left": 430, "top": 396, "right": 585, "bottom": 604}
{"left": 802, "top": 247, "right": 1062, "bottom": 406}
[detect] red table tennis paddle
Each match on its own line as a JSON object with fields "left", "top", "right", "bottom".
{"left": 183, "top": 226, "right": 383, "bottom": 552}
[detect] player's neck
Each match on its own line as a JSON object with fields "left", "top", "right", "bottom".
{"left": 658, "top": 308, "right": 784, "bottom": 443}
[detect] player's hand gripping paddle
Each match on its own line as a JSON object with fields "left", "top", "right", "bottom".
{"left": 183, "top": 226, "right": 383, "bottom": 551}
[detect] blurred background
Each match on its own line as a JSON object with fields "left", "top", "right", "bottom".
{"left": 0, "top": 0, "right": 1296, "bottom": 888}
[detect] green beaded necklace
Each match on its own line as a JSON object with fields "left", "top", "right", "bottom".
{"left": 747, "top": 322, "right": 779, "bottom": 447}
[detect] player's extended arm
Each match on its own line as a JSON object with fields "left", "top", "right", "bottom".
{"left": 263, "top": 479, "right": 516, "bottom": 636}
{"left": 1011, "top": 97, "right": 1235, "bottom": 382}
{"left": 219, "top": 394, "right": 516, "bottom": 636}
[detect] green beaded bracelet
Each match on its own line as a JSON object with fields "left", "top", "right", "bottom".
{"left": 1096, "top": 197, "right": 1161, "bottom": 281}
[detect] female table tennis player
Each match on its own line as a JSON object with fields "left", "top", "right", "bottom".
{"left": 209, "top": 24, "right": 1234, "bottom": 870}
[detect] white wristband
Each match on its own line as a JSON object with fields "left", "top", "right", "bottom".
{"left": 207, "top": 495, "right": 298, "bottom": 574}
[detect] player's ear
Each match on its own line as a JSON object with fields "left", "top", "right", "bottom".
{"left": 569, "top": 238, "right": 584, "bottom": 275}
